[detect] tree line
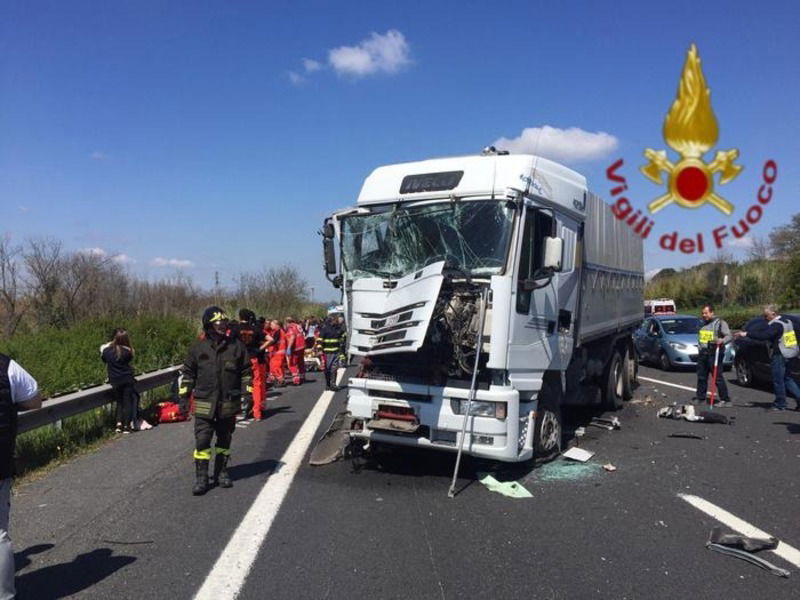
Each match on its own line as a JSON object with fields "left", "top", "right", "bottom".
{"left": 0, "top": 236, "right": 323, "bottom": 340}
{"left": 645, "top": 215, "right": 800, "bottom": 310}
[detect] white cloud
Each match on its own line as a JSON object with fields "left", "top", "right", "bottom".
{"left": 17, "top": 205, "right": 29, "bottom": 213}
{"left": 727, "top": 236, "right": 753, "bottom": 249}
{"left": 151, "top": 257, "right": 194, "bottom": 268}
{"left": 492, "top": 126, "right": 619, "bottom": 163}
{"left": 303, "top": 58, "right": 322, "bottom": 72}
{"left": 90, "top": 151, "right": 107, "bottom": 160}
{"left": 80, "top": 247, "right": 136, "bottom": 264}
{"left": 288, "top": 71, "right": 305, "bottom": 85}
{"left": 112, "top": 253, "right": 135, "bottom": 265}
{"left": 328, "top": 29, "right": 410, "bottom": 77}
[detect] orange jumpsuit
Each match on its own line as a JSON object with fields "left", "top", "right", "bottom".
{"left": 285, "top": 323, "right": 306, "bottom": 385}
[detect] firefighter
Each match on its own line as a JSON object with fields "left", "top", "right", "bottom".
{"left": 284, "top": 316, "right": 306, "bottom": 385}
{"left": 317, "top": 316, "right": 345, "bottom": 390}
{"left": 236, "top": 309, "right": 267, "bottom": 420}
{"left": 735, "top": 304, "right": 800, "bottom": 411}
{"left": 179, "top": 307, "right": 252, "bottom": 496}
{"left": 693, "top": 304, "right": 732, "bottom": 407}
{"left": 262, "top": 319, "right": 287, "bottom": 387}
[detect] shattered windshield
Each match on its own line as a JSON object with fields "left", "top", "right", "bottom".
{"left": 340, "top": 200, "right": 514, "bottom": 279}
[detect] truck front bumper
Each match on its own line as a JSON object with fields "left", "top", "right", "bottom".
{"left": 346, "top": 377, "right": 531, "bottom": 462}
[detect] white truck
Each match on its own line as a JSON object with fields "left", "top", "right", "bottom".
{"left": 321, "top": 149, "right": 643, "bottom": 463}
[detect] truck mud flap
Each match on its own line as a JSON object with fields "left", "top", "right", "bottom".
{"left": 309, "top": 412, "right": 354, "bottom": 466}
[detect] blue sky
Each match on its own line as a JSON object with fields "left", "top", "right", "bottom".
{"left": 2, "top": 0, "right": 798, "bottom": 301}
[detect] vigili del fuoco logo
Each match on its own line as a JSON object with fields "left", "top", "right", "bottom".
{"left": 606, "top": 44, "right": 777, "bottom": 254}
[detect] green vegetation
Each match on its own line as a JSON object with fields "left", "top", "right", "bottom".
{"left": 0, "top": 314, "right": 196, "bottom": 398}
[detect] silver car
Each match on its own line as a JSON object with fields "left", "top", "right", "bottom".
{"left": 634, "top": 314, "right": 734, "bottom": 370}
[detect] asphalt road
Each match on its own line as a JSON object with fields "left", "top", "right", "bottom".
{"left": 11, "top": 363, "right": 800, "bottom": 599}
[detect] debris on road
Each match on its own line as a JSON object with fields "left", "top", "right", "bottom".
{"left": 668, "top": 432, "right": 706, "bottom": 440}
{"left": 657, "top": 404, "right": 734, "bottom": 425}
{"left": 602, "top": 463, "right": 617, "bottom": 472}
{"left": 706, "top": 527, "right": 789, "bottom": 578}
{"left": 476, "top": 473, "right": 533, "bottom": 499}
{"left": 562, "top": 447, "right": 594, "bottom": 462}
{"left": 309, "top": 412, "right": 354, "bottom": 466}
{"left": 589, "top": 416, "right": 621, "bottom": 431}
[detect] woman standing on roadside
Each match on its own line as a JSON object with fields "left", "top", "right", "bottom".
{"left": 101, "top": 328, "right": 137, "bottom": 433}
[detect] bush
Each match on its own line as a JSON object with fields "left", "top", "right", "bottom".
{"left": 0, "top": 314, "right": 196, "bottom": 398}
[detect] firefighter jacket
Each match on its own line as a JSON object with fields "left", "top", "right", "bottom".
{"left": 179, "top": 335, "right": 252, "bottom": 420}
{"left": 318, "top": 324, "right": 345, "bottom": 354}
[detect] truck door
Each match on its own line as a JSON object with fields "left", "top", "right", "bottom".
{"left": 507, "top": 205, "right": 562, "bottom": 389}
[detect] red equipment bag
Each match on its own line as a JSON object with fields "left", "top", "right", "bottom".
{"left": 156, "top": 401, "right": 188, "bottom": 423}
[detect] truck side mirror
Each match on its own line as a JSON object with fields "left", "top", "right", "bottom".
{"left": 543, "top": 237, "right": 563, "bottom": 271}
{"left": 323, "top": 238, "right": 337, "bottom": 275}
{"left": 322, "top": 220, "right": 337, "bottom": 275}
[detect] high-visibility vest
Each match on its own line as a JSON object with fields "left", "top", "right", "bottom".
{"left": 769, "top": 316, "right": 799, "bottom": 359}
{"left": 698, "top": 319, "right": 720, "bottom": 345}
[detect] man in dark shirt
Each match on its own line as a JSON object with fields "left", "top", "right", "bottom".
{"left": 735, "top": 304, "right": 800, "bottom": 411}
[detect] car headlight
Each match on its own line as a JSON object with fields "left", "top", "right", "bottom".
{"left": 668, "top": 342, "right": 687, "bottom": 350}
{"left": 450, "top": 399, "right": 506, "bottom": 419}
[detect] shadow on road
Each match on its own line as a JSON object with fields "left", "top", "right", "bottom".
{"left": 228, "top": 458, "right": 283, "bottom": 481}
{"left": 14, "top": 543, "right": 54, "bottom": 570}
{"left": 261, "top": 405, "right": 294, "bottom": 419}
{"left": 16, "top": 548, "right": 135, "bottom": 599}
{"left": 773, "top": 421, "right": 800, "bottom": 434}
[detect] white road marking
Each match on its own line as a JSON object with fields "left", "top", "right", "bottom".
{"left": 639, "top": 375, "right": 695, "bottom": 393}
{"left": 194, "top": 369, "right": 345, "bottom": 600}
{"left": 678, "top": 493, "right": 800, "bottom": 568}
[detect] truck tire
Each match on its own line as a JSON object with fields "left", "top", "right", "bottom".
{"left": 622, "top": 346, "right": 636, "bottom": 401}
{"left": 603, "top": 351, "right": 624, "bottom": 410}
{"left": 534, "top": 376, "right": 562, "bottom": 461}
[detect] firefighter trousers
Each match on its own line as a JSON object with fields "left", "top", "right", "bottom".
{"left": 194, "top": 415, "right": 236, "bottom": 459}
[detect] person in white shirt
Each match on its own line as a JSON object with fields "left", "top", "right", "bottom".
{"left": 1, "top": 353, "right": 42, "bottom": 600}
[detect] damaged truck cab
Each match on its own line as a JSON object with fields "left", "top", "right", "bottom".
{"left": 322, "top": 151, "right": 643, "bottom": 462}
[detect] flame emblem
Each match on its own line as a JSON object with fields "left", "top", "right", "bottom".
{"left": 641, "top": 44, "right": 742, "bottom": 215}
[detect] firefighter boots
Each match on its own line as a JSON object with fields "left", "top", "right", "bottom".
{"left": 193, "top": 459, "right": 210, "bottom": 496}
{"left": 214, "top": 454, "right": 233, "bottom": 488}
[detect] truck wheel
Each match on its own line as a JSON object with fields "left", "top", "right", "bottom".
{"left": 603, "top": 351, "right": 624, "bottom": 410}
{"left": 534, "top": 376, "right": 562, "bottom": 461}
{"left": 735, "top": 357, "right": 752, "bottom": 387}
{"left": 622, "top": 347, "right": 636, "bottom": 401}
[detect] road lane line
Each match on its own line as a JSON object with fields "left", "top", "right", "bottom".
{"left": 638, "top": 375, "right": 695, "bottom": 393}
{"left": 194, "top": 369, "right": 346, "bottom": 599}
{"left": 678, "top": 493, "right": 800, "bottom": 568}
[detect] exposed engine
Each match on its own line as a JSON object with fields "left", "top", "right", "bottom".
{"left": 358, "top": 281, "right": 488, "bottom": 385}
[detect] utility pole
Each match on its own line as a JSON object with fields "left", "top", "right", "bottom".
{"left": 214, "top": 271, "right": 220, "bottom": 305}
{"left": 310, "top": 286, "right": 315, "bottom": 303}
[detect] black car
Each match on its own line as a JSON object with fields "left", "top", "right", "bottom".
{"left": 733, "top": 313, "right": 800, "bottom": 387}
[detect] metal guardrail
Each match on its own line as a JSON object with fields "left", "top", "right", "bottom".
{"left": 18, "top": 365, "right": 181, "bottom": 434}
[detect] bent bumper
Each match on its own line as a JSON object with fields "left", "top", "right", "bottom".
{"left": 346, "top": 377, "right": 529, "bottom": 462}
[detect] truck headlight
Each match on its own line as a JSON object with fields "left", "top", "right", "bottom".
{"left": 669, "top": 342, "right": 687, "bottom": 350}
{"left": 450, "top": 399, "right": 506, "bottom": 419}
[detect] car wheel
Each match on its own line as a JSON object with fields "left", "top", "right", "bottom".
{"left": 534, "top": 375, "right": 562, "bottom": 461}
{"left": 603, "top": 351, "right": 624, "bottom": 410}
{"left": 658, "top": 350, "right": 672, "bottom": 371}
{"left": 735, "top": 357, "right": 753, "bottom": 387}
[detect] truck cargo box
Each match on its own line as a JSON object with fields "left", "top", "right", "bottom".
{"left": 577, "top": 193, "right": 644, "bottom": 344}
